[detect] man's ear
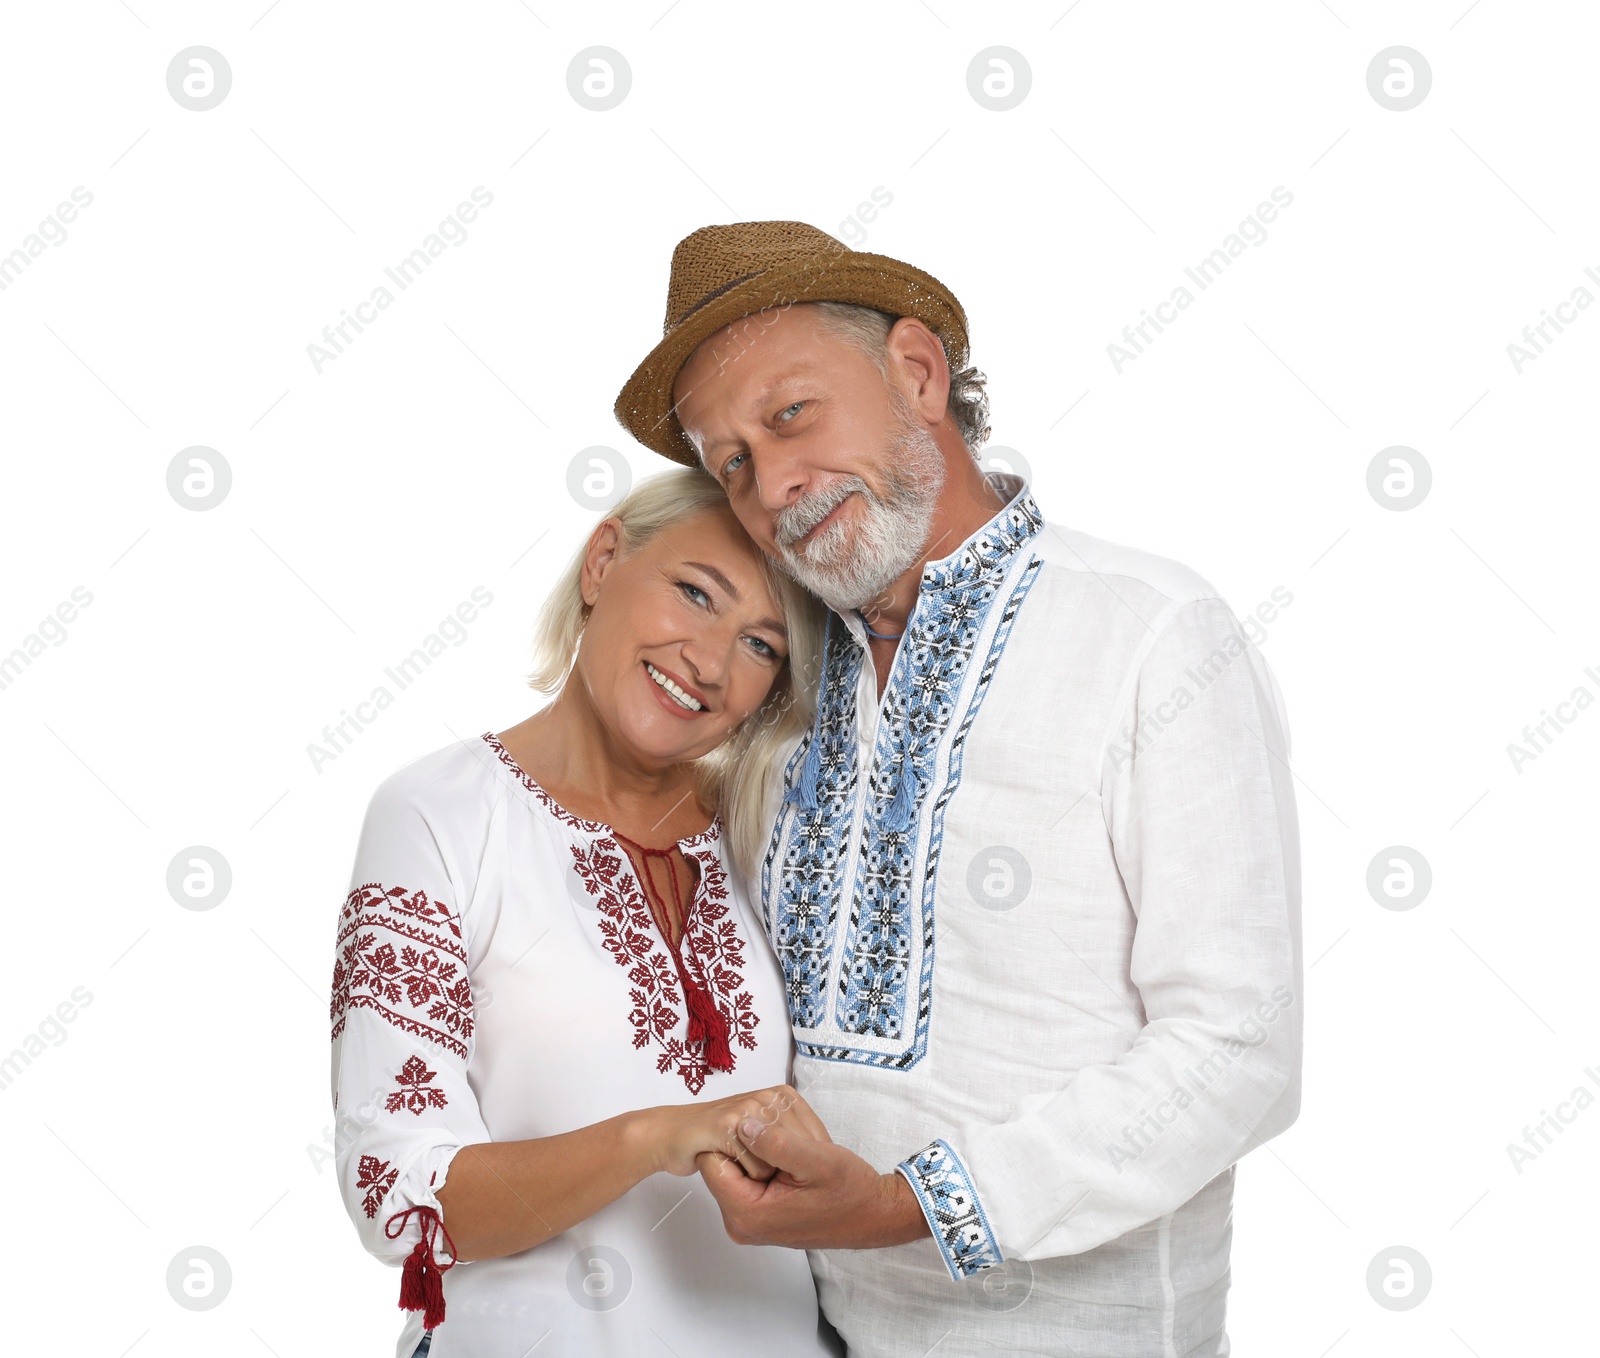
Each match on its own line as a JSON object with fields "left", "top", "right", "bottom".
{"left": 884, "top": 316, "right": 952, "bottom": 426}
{"left": 579, "top": 518, "right": 626, "bottom": 607}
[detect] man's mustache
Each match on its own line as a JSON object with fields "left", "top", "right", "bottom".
{"left": 775, "top": 476, "right": 868, "bottom": 550}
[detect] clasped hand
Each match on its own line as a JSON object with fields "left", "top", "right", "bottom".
{"left": 656, "top": 1084, "right": 928, "bottom": 1251}
{"left": 651, "top": 1083, "right": 830, "bottom": 1182}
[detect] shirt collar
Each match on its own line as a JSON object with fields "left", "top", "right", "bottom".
{"left": 920, "top": 472, "right": 1042, "bottom": 593}
{"left": 838, "top": 472, "right": 1044, "bottom": 644}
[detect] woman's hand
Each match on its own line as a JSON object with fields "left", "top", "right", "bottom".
{"left": 437, "top": 1091, "right": 830, "bottom": 1264}
{"left": 640, "top": 1084, "right": 830, "bottom": 1181}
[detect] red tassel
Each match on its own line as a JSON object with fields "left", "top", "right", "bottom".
{"left": 385, "top": 1205, "right": 457, "bottom": 1332}
{"left": 684, "top": 979, "right": 734, "bottom": 1072}
{"left": 608, "top": 829, "right": 737, "bottom": 1076}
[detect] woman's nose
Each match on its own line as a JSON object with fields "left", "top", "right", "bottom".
{"left": 677, "top": 626, "right": 737, "bottom": 690}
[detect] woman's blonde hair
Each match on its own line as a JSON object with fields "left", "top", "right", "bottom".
{"left": 526, "top": 467, "right": 826, "bottom": 879}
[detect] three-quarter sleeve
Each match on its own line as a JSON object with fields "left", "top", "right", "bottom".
{"left": 329, "top": 778, "right": 492, "bottom": 1328}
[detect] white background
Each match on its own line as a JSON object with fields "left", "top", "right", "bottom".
{"left": 1, "top": 2, "right": 1595, "bottom": 1354}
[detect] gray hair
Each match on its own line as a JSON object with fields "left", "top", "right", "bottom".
{"left": 808, "top": 300, "right": 992, "bottom": 454}
{"left": 526, "top": 467, "right": 826, "bottom": 880}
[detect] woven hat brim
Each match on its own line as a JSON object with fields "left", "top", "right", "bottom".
{"left": 613, "top": 252, "right": 970, "bottom": 467}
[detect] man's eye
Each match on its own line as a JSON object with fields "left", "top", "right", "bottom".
{"left": 777, "top": 402, "right": 804, "bottom": 423}
{"left": 722, "top": 451, "right": 748, "bottom": 477}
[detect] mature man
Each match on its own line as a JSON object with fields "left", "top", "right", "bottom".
{"left": 613, "top": 221, "right": 1303, "bottom": 1357}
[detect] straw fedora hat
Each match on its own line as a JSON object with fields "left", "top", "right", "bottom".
{"left": 614, "top": 220, "right": 970, "bottom": 466}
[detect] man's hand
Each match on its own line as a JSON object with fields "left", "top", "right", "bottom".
{"left": 643, "top": 1083, "right": 825, "bottom": 1181}
{"left": 695, "top": 1116, "right": 930, "bottom": 1249}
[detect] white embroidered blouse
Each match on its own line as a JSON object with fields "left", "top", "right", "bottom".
{"left": 328, "top": 731, "right": 834, "bottom": 1358}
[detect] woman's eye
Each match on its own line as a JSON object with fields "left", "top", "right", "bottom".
{"left": 745, "top": 636, "right": 781, "bottom": 660}
{"left": 678, "top": 581, "right": 710, "bottom": 607}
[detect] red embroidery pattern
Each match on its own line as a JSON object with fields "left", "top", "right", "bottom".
{"left": 481, "top": 730, "right": 759, "bottom": 1094}
{"left": 570, "top": 837, "right": 758, "bottom": 1094}
{"left": 357, "top": 1153, "right": 398, "bottom": 1219}
{"left": 484, "top": 731, "right": 614, "bottom": 834}
{"left": 387, "top": 1054, "right": 449, "bottom": 1115}
{"left": 331, "top": 884, "right": 472, "bottom": 1059}
{"left": 683, "top": 857, "right": 760, "bottom": 1057}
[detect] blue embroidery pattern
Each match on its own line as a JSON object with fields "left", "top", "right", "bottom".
{"left": 896, "top": 1138, "right": 1004, "bottom": 1280}
{"left": 760, "top": 620, "right": 865, "bottom": 1031}
{"left": 831, "top": 540, "right": 1043, "bottom": 1061}
{"left": 763, "top": 491, "right": 1045, "bottom": 1069}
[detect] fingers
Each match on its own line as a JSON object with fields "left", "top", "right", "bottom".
{"left": 696, "top": 1149, "right": 763, "bottom": 1245}
{"left": 703, "top": 1085, "right": 830, "bottom": 1179}
{"left": 742, "top": 1085, "right": 822, "bottom": 1140}
{"left": 735, "top": 1116, "right": 793, "bottom": 1170}
{"left": 752, "top": 1085, "right": 832, "bottom": 1146}
{"left": 734, "top": 1114, "right": 835, "bottom": 1185}
{"left": 716, "top": 1086, "right": 797, "bottom": 1162}
{"left": 696, "top": 1148, "right": 760, "bottom": 1204}
{"left": 734, "top": 1145, "right": 777, "bottom": 1182}
{"left": 781, "top": 1091, "right": 832, "bottom": 1144}
{"left": 695, "top": 1148, "right": 733, "bottom": 1181}
{"left": 703, "top": 1098, "right": 777, "bottom": 1180}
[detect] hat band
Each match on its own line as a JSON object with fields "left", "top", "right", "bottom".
{"left": 670, "top": 269, "right": 766, "bottom": 332}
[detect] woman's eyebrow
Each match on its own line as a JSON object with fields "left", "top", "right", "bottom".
{"left": 683, "top": 561, "right": 785, "bottom": 634}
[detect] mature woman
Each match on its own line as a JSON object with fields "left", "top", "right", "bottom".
{"left": 328, "top": 467, "right": 835, "bottom": 1358}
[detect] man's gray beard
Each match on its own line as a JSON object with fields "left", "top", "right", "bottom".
{"left": 773, "top": 409, "right": 947, "bottom": 614}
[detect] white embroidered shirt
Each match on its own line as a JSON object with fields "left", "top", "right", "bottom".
{"left": 758, "top": 474, "right": 1303, "bottom": 1358}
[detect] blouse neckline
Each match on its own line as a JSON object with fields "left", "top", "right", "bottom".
{"left": 479, "top": 730, "right": 723, "bottom": 853}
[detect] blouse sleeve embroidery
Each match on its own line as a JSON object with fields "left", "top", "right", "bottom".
{"left": 330, "top": 780, "right": 493, "bottom": 1336}
{"left": 331, "top": 883, "right": 472, "bottom": 1059}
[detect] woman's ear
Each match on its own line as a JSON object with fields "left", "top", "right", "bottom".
{"left": 579, "top": 518, "right": 625, "bottom": 607}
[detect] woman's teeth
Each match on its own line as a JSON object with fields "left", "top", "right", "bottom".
{"left": 646, "top": 662, "right": 704, "bottom": 711}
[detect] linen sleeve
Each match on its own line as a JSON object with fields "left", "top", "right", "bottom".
{"left": 329, "top": 777, "right": 492, "bottom": 1289}
{"left": 911, "top": 593, "right": 1303, "bottom": 1271}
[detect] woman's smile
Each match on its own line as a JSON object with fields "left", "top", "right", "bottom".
{"left": 644, "top": 659, "right": 709, "bottom": 717}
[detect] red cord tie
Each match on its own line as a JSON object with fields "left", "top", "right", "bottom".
{"left": 614, "top": 833, "right": 735, "bottom": 1073}
{"left": 683, "top": 971, "right": 734, "bottom": 1071}
{"left": 385, "top": 1204, "right": 458, "bottom": 1331}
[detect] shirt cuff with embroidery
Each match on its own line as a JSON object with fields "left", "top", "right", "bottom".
{"left": 894, "top": 1138, "right": 1004, "bottom": 1281}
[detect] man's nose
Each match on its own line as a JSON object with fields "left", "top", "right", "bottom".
{"left": 750, "top": 436, "right": 810, "bottom": 517}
